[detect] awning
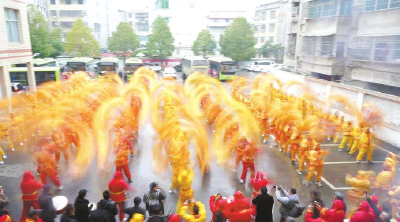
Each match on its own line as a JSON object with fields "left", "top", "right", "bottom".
{"left": 303, "top": 32, "right": 335, "bottom": 37}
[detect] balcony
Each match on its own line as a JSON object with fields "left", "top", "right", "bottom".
{"left": 349, "top": 36, "right": 400, "bottom": 64}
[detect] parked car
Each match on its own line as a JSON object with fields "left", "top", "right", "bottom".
{"left": 246, "top": 62, "right": 255, "bottom": 71}
{"left": 11, "top": 82, "right": 25, "bottom": 95}
{"left": 250, "top": 60, "right": 276, "bottom": 72}
{"left": 272, "top": 64, "right": 286, "bottom": 71}
{"left": 162, "top": 68, "right": 177, "bottom": 79}
{"left": 145, "top": 62, "right": 161, "bottom": 72}
{"left": 174, "top": 64, "right": 182, "bottom": 72}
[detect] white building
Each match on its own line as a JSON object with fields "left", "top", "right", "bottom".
{"left": 128, "top": 10, "right": 149, "bottom": 46}
{"left": 253, "top": 0, "right": 291, "bottom": 52}
{"left": 47, "top": 0, "right": 127, "bottom": 50}
{"left": 207, "top": 11, "right": 246, "bottom": 55}
{"left": 1, "top": 0, "right": 36, "bottom": 100}
{"left": 26, "top": 0, "right": 48, "bottom": 20}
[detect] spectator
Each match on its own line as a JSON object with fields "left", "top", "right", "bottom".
{"left": 26, "top": 209, "right": 43, "bottom": 222}
{"left": 285, "top": 217, "right": 296, "bottom": 222}
{"left": 102, "top": 190, "right": 117, "bottom": 222}
{"left": 179, "top": 201, "right": 206, "bottom": 222}
{"left": 0, "top": 202, "right": 9, "bottom": 217}
{"left": 252, "top": 187, "right": 274, "bottom": 222}
{"left": 275, "top": 186, "right": 299, "bottom": 222}
{"left": 316, "top": 199, "right": 345, "bottom": 222}
{"left": 143, "top": 182, "right": 167, "bottom": 216}
{"left": 61, "top": 204, "right": 76, "bottom": 222}
{"left": 74, "top": 189, "right": 93, "bottom": 222}
{"left": 146, "top": 204, "right": 168, "bottom": 222}
{"left": 89, "top": 200, "right": 110, "bottom": 222}
{"left": 366, "top": 194, "right": 391, "bottom": 222}
{"left": 124, "top": 196, "right": 146, "bottom": 221}
{"left": 350, "top": 201, "right": 374, "bottom": 222}
{"left": 38, "top": 184, "right": 56, "bottom": 222}
{"left": 333, "top": 191, "right": 346, "bottom": 213}
{"left": 309, "top": 190, "right": 324, "bottom": 218}
{"left": 369, "top": 195, "right": 383, "bottom": 220}
{"left": 304, "top": 204, "right": 322, "bottom": 222}
{"left": 213, "top": 211, "right": 225, "bottom": 222}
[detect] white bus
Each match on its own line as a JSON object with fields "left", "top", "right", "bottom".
{"left": 181, "top": 56, "right": 208, "bottom": 81}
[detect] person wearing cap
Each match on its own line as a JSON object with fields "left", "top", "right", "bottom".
{"left": 109, "top": 171, "right": 130, "bottom": 222}
{"left": 74, "top": 189, "right": 92, "bottom": 222}
{"left": 124, "top": 196, "right": 146, "bottom": 222}
{"left": 101, "top": 190, "right": 117, "bottom": 222}
{"left": 61, "top": 204, "right": 76, "bottom": 222}
{"left": 26, "top": 209, "right": 44, "bottom": 222}
{"left": 143, "top": 182, "right": 167, "bottom": 216}
{"left": 20, "top": 171, "right": 43, "bottom": 222}
{"left": 38, "top": 184, "right": 56, "bottom": 222}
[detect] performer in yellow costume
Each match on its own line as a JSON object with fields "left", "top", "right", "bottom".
{"left": 349, "top": 123, "right": 362, "bottom": 155}
{"left": 304, "top": 143, "right": 329, "bottom": 187}
{"left": 356, "top": 127, "right": 374, "bottom": 164}
{"left": 9, "top": 112, "right": 26, "bottom": 146}
{"left": 0, "top": 121, "right": 13, "bottom": 164}
{"left": 176, "top": 169, "right": 195, "bottom": 214}
{"left": 296, "top": 133, "right": 316, "bottom": 175}
{"left": 338, "top": 120, "right": 353, "bottom": 152}
{"left": 327, "top": 111, "right": 339, "bottom": 141}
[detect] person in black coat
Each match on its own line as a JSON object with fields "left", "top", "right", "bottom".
{"left": 101, "top": 190, "right": 118, "bottom": 222}
{"left": 124, "top": 196, "right": 146, "bottom": 221}
{"left": 90, "top": 200, "right": 110, "bottom": 222}
{"left": 252, "top": 187, "right": 274, "bottom": 222}
{"left": 309, "top": 190, "right": 325, "bottom": 218}
{"left": 61, "top": 204, "right": 77, "bottom": 222}
{"left": 74, "top": 189, "right": 93, "bottom": 222}
{"left": 38, "top": 184, "right": 57, "bottom": 222}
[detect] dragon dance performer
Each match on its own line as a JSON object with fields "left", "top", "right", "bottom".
{"left": 289, "top": 127, "right": 302, "bottom": 165}
{"left": 228, "top": 191, "right": 254, "bottom": 222}
{"left": 9, "top": 112, "right": 26, "bottom": 147}
{"left": 0, "top": 121, "right": 13, "bottom": 164}
{"left": 338, "top": 120, "right": 353, "bottom": 152}
{"left": 51, "top": 128, "right": 69, "bottom": 163}
{"left": 115, "top": 148, "right": 132, "bottom": 182}
{"left": 356, "top": 127, "right": 374, "bottom": 164}
{"left": 20, "top": 171, "right": 43, "bottom": 222}
{"left": 35, "top": 147, "right": 63, "bottom": 190}
{"left": 233, "top": 137, "right": 248, "bottom": 172}
{"left": 304, "top": 143, "right": 329, "bottom": 187}
{"left": 62, "top": 125, "right": 79, "bottom": 151}
{"left": 240, "top": 140, "right": 258, "bottom": 184}
{"left": 327, "top": 112, "right": 339, "bottom": 141}
{"left": 109, "top": 171, "right": 130, "bottom": 222}
{"left": 209, "top": 194, "right": 230, "bottom": 222}
{"left": 297, "top": 133, "right": 316, "bottom": 175}
{"left": 349, "top": 123, "right": 362, "bottom": 155}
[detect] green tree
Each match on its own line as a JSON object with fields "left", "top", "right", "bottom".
{"left": 147, "top": 16, "right": 175, "bottom": 60}
{"left": 65, "top": 19, "right": 99, "bottom": 56}
{"left": 192, "top": 29, "right": 216, "bottom": 57}
{"left": 28, "top": 5, "right": 63, "bottom": 57}
{"left": 259, "top": 42, "right": 284, "bottom": 63}
{"left": 108, "top": 22, "right": 140, "bottom": 64}
{"left": 220, "top": 17, "right": 256, "bottom": 61}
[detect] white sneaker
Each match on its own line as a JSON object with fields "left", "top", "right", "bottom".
{"left": 2, "top": 155, "right": 6, "bottom": 159}
{"left": 36, "top": 172, "right": 40, "bottom": 176}
{"left": 20, "top": 142, "right": 23, "bottom": 146}
{"left": 0, "top": 161, "right": 4, "bottom": 164}
{"left": 123, "top": 219, "right": 127, "bottom": 222}
{"left": 11, "top": 148, "right": 15, "bottom": 151}
{"left": 316, "top": 182, "right": 323, "bottom": 187}
{"left": 296, "top": 169, "right": 303, "bottom": 175}
{"left": 58, "top": 185, "right": 64, "bottom": 190}
{"left": 327, "top": 138, "right": 331, "bottom": 141}
{"left": 263, "top": 140, "right": 267, "bottom": 143}
{"left": 239, "top": 179, "right": 244, "bottom": 184}
{"left": 262, "top": 134, "right": 265, "bottom": 137}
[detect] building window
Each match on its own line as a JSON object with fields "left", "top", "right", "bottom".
{"left": 255, "top": 12, "right": 259, "bottom": 20}
{"left": 270, "top": 10, "right": 276, "bottom": 19}
{"left": 255, "top": 37, "right": 258, "bottom": 43}
{"left": 59, "top": 10, "right": 83, "bottom": 17}
{"left": 269, "top": 37, "right": 274, "bottom": 43}
{"left": 261, "top": 37, "right": 265, "bottom": 43}
{"left": 129, "top": 21, "right": 133, "bottom": 26}
{"left": 254, "top": 25, "right": 258, "bottom": 33}
{"left": 78, "top": 0, "right": 83, "bottom": 4}
{"left": 138, "top": 24, "right": 149, "bottom": 31}
{"left": 225, "top": 19, "right": 229, "bottom": 23}
{"left": 303, "top": 36, "right": 317, "bottom": 55}
{"left": 269, "top": 23, "right": 275, "bottom": 32}
{"left": 50, "top": 0, "right": 56, "bottom": 4}
{"left": 94, "top": 23, "right": 101, "bottom": 31}
{"left": 261, "top": 25, "right": 266, "bottom": 32}
{"left": 309, "top": 0, "right": 352, "bottom": 18}
{"left": 261, "top": 12, "right": 266, "bottom": 20}
{"left": 50, "top": 10, "right": 57, "bottom": 16}
{"left": 159, "top": 0, "right": 169, "bottom": 9}
{"left": 139, "top": 35, "right": 148, "bottom": 41}
{"left": 65, "top": 0, "right": 71, "bottom": 4}
{"left": 129, "top": 13, "right": 132, "bottom": 18}
{"left": 52, "top": 21, "right": 58, "bottom": 27}
{"left": 365, "top": 0, "right": 400, "bottom": 10}
{"left": 4, "top": 8, "right": 20, "bottom": 43}
{"left": 288, "top": 34, "right": 297, "bottom": 55}
{"left": 60, "top": 21, "right": 74, "bottom": 28}
{"left": 321, "top": 36, "right": 334, "bottom": 55}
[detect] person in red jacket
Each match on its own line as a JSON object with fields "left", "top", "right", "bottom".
{"left": 305, "top": 204, "right": 323, "bottom": 222}
{"left": 109, "top": 171, "right": 130, "bottom": 222}
{"left": 252, "top": 172, "right": 270, "bottom": 199}
{"left": 317, "top": 199, "right": 345, "bottom": 222}
{"left": 369, "top": 195, "right": 383, "bottom": 220}
{"left": 228, "top": 191, "right": 254, "bottom": 222}
{"left": 209, "top": 194, "right": 230, "bottom": 222}
{"left": 350, "top": 201, "right": 375, "bottom": 222}
{"left": 20, "top": 171, "right": 43, "bottom": 222}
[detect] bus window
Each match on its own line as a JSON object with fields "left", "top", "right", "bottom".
{"left": 35, "top": 71, "right": 56, "bottom": 85}
{"left": 221, "top": 63, "right": 236, "bottom": 72}
{"left": 193, "top": 60, "right": 207, "bottom": 66}
{"left": 10, "top": 72, "right": 28, "bottom": 87}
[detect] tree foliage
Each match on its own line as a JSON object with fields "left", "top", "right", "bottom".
{"left": 65, "top": 19, "right": 99, "bottom": 57}
{"left": 108, "top": 22, "right": 140, "bottom": 56}
{"left": 192, "top": 29, "right": 216, "bottom": 57}
{"left": 146, "top": 17, "right": 175, "bottom": 59}
{"left": 220, "top": 17, "right": 256, "bottom": 61}
{"left": 259, "top": 42, "right": 284, "bottom": 63}
{"left": 28, "top": 5, "right": 63, "bottom": 57}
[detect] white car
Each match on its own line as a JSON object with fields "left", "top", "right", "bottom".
{"left": 250, "top": 60, "right": 276, "bottom": 72}
{"left": 145, "top": 62, "right": 161, "bottom": 72}
{"left": 272, "top": 64, "right": 286, "bottom": 70}
{"left": 162, "top": 68, "right": 177, "bottom": 78}
{"left": 11, "top": 82, "right": 25, "bottom": 95}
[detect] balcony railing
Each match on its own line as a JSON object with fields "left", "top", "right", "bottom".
{"left": 350, "top": 36, "right": 400, "bottom": 64}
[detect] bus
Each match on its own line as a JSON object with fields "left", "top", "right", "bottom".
{"left": 182, "top": 56, "right": 208, "bottom": 81}
{"left": 97, "top": 57, "right": 120, "bottom": 77}
{"left": 9, "top": 67, "right": 61, "bottom": 90}
{"left": 208, "top": 57, "right": 237, "bottom": 81}
{"left": 64, "top": 57, "right": 97, "bottom": 78}
{"left": 125, "top": 58, "right": 144, "bottom": 80}
{"left": 14, "top": 58, "right": 57, "bottom": 67}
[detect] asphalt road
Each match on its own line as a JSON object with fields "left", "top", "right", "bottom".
{"left": 1, "top": 70, "right": 398, "bottom": 221}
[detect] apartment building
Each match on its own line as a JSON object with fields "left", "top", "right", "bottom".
{"left": 128, "top": 10, "right": 149, "bottom": 45}
{"left": 1, "top": 0, "right": 36, "bottom": 100}
{"left": 26, "top": 0, "right": 48, "bottom": 20}
{"left": 284, "top": 0, "right": 400, "bottom": 92}
{"left": 253, "top": 0, "right": 291, "bottom": 52}
{"left": 47, "top": 0, "right": 126, "bottom": 50}
{"left": 207, "top": 11, "right": 246, "bottom": 55}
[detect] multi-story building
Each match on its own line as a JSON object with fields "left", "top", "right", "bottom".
{"left": 1, "top": 0, "right": 36, "bottom": 100}
{"left": 47, "top": 0, "right": 126, "bottom": 50}
{"left": 207, "top": 11, "right": 246, "bottom": 55}
{"left": 26, "top": 0, "right": 48, "bottom": 20}
{"left": 128, "top": 10, "right": 149, "bottom": 45}
{"left": 284, "top": 0, "right": 400, "bottom": 93}
{"left": 253, "top": 0, "right": 291, "bottom": 54}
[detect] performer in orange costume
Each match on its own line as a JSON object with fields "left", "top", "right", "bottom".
{"left": 327, "top": 111, "right": 339, "bottom": 141}
{"left": 240, "top": 140, "right": 257, "bottom": 184}
{"left": 109, "top": 171, "right": 130, "bottom": 222}
{"left": 114, "top": 131, "right": 134, "bottom": 157}
{"left": 62, "top": 125, "right": 79, "bottom": 151}
{"left": 115, "top": 148, "right": 132, "bottom": 182}
{"left": 229, "top": 191, "right": 254, "bottom": 222}
{"left": 289, "top": 127, "right": 302, "bottom": 165}
{"left": 233, "top": 137, "right": 248, "bottom": 172}
{"left": 304, "top": 143, "right": 329, "bottom": 187}
{"left": 296, "top": 133, "right": 316, "bottom": 175}
{"left": 20, "top": 171, "right": 43, "bottom": 222}
{"left": 35, "top": 147, "right": 62, "bottom": 189}
{"left": 281, "top": 122, "right": 295, "bottom": 154}
{"left": 51, "top": 128, "right": 69, "bottom": 163}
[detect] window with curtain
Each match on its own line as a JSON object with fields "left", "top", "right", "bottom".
{"left": 261, "top": 25, "right": 266, "bottom": 32}
{"left": 50, "top": 0, "right": 56, "bottom": 4}
{"left": 4, "top": 8, "right": 20, "bottom": 43}
{"left": 321, "top": 36, "right": 334, "bottom": 55}
{"left": 159, "top": 0, "right": 169, "bottom": 9}
{"left": 269, "top": 23, "right": 275, "bottom": 32}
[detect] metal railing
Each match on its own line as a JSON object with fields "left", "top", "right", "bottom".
{"left": 350, "top": 36, "right": 400, "bottom": 63}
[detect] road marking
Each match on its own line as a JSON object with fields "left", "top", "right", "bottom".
{"left": 324, "top": 161, "right": 384, "bottom": 165}
{"left": 373, "top": 143, "right": 392, "bottom": 154}
{"left": 320, "top": 176, "right": 336, "bottom": 190}
{"left": 320, "top": 144, "right": 337, "bottom": 147}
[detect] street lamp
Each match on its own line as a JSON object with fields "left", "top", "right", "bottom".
{"left": 32, "top": 53, "right": 41, "bottom": 58}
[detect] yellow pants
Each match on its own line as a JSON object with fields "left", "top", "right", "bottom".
{"left": 282, "top": 140, "right": 290, "bottom": 153}
{"left": 298, "top": 155, "right": 310, "bottom": 172}
{"left": 333, "top": 133, "right": 340, "bottom": 143}
{"left": 356, "top": 146, "right": 373, "bottom": 161}
{"left": 306, "top": 165, "right": 323, "bottom": 182}
{"left": 339, "top": 136, "right": 353, "bottom": 149}
{"left": 0, "top": 148, "right": 4, "bottom": 161}
{"left": 349, "top": 139, "right": 359, "bottom": 154}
